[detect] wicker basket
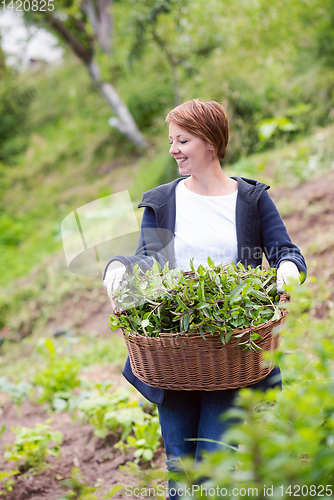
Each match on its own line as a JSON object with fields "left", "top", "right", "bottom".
{"left": 122, "top": 295, "right": 288, "bottom": 391}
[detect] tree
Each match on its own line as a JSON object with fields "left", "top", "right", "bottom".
{"left": 20, "top": 1, "right": 146, "bottom": 147}
{"left": 0, "top": 36, "right": 33, "bottom": 162}
{"left": 126, "top": 0, "right": 224, "bottom": 106}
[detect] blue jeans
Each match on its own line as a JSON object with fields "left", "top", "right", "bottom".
{"left": 157, "top": 367, "right": 282, "bottom": 499}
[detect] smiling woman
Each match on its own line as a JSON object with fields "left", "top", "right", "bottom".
{"left": 167, "top": 100, "right": 236, "bottom": 197}
{"left": 166, "top": 98, "right": 229, "bottom": 161}
{"left": 103, "top": 98, "right": 307, "bottom": 500}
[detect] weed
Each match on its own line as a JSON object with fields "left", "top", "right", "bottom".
{"left": 0, "top": 470, "right": 19, "bottom": 497}
{"left": 0, "top": 377, "right": 33, "bottom": 408}
{"left": 78, "top": 387, "right": 150, "bottom": 440}
{"left": 34, "top": 338, "right": 81, "bottom": 410}
{"left": 121, "top": 414, "right": 161, "bottom": 463}
{"left": 4, "top": 420, "right": 63, "bottom": 473}
{"left": 57, "top": 467, "right": 102, "bottom": 500}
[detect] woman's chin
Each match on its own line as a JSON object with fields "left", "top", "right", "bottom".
{"left": 179, "top": 166, "right": 189, "bottom": 175}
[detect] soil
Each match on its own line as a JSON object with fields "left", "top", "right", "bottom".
{"left": 270, "top": 168, "right": 334, "bottom": 317}
{"left": 1, "top": 169, "right": 334, "bottom": 499}
{"left": 0, "top": 396, "right": 167, "bottom": 499}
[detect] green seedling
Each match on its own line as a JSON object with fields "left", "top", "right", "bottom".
{"left": 4, "top": 420, "right": 63, "bottom": 472}
{"left": 79, "top": 387, "right": 150, "bottom": 440}
{"left": 125, "top": 415, "right": 161, "bottom": 463}
{"left": 0, "top": 469, "right": 19, "bottom": 497}
{"left": 0, "top": 377, "right": 33, "bottom": 408}
{"left": 57, "top": 467, "right": 102, "bottom": 500}
{"left": 34, "top": 338, "right": 81, "bottom": 410}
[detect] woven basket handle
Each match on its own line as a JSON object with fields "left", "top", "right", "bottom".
{"left": 278, "top": 292, "right": 289, "bottom": 304}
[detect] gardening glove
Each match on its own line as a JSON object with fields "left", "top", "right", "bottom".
{"left": 103, "top": 262, "right": 126, "bottom": 314}
{"left": 277, "top": 260, "right": 300, "bottom": 294}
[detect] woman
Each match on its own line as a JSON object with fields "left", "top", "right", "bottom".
{"left": 103, "top": 99, "right": 307, "bottom": 499}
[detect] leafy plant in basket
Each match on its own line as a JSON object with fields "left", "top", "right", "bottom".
{"left": 109, "top": 258, "right": 284, "bottom": 351}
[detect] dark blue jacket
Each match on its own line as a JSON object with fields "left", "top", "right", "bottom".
{"left": 105, "top": 176, "right": 307, "bottom": 404}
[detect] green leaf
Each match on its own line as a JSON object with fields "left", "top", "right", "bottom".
{"left": 250, "top": 333, "right": 262, "bottom": 340}
{"left": 252, "top": 290, "right": 269, "bottom": 301}
{"left": 207, "top": 256, "right": 215, "bottom": 268}
{"left": 182, "top": 313, "right": 190, "bottom": 332}
{"left": 196, "top": 302, "right": 210, "bottom": 310}
{"left": 104, "top": 484, "right": 125, "bottom": 498}
{"left": 230, "top": 283, "right": 246, "bottom": 298}
{"left": 225, "top": 331, "right": 233, "bottom": 343}
{"left": 272, "top": 308, "right": 281, "bottom": 321}
{"left": 142, "top": 449, "right": 154, "bottom": 461}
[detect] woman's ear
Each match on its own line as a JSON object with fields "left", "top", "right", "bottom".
{"left": 208, "top": 143, "right": 216, "bottom": 160}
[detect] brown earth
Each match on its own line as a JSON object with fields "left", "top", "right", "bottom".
{"left": 0, "top": 394, "right": 167, "bottom": 500}
{"left": 270, "top": 168, "right": 334, "bottom": 317}
{"left": 1, "top": 169, "right": 334, "bottom": 499}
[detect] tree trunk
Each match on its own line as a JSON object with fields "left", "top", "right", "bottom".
{"left": 48, "top": 13, "right": 146, "bottom": 148}
{"left": 88, "top": 61, "right": 146, "bottom": 147}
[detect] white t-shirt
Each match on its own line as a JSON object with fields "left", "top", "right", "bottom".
{"left": 174, "top": 179, "right": 238, "bottom": 271}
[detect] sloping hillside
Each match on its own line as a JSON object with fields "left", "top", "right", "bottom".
{"left": 270, "top": 168, "right": 334, "bottom": 316}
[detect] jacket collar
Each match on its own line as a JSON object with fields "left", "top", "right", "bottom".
{"left": 138, "top": 176, "right": 269, "bottom": 209}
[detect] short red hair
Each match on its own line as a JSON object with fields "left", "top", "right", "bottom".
{"left": 165, "top": 99, "right": 229, "bottom": 161}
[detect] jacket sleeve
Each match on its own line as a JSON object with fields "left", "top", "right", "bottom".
{"left": 103, "top": 207, "right": 173, "bottom": 279}
{"left": 259, "top": 191, "right": 307, "bottom": 281}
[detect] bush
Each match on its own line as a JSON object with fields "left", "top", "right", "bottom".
{"left": 127, "top": 82, "right": 174, "bottom": 130}
{"left": 0, "top": 76, "right": 33, "bottom": 163}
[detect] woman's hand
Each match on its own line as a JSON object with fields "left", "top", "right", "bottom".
{"left": 277, "top": 261, "right": 300, "bottom": 294}
{"left": 103, "top": 263, "right": 126, "bottom": 313}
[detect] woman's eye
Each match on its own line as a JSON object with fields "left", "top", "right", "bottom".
{"left": 180, "top": 140, "right": 187, "bottom": 144}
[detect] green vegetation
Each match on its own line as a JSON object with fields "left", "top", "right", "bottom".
{"left": 4, "top": 421, "right": 63, "bottom": 473}
{"left": 57, "top": 467, "right": 102, "bottom": 500}
{"left": 123, "top": 413, "right": 161, "bottom": 463}
{"left": 78, "top": 385, "right": 161, "bottom": 459}
{"left": 78, "top": 387, "right": 147, "bottom": 439}
{"left": 110, "top": 261, "right": 281, "bottom": 347}
{"left": 0, "top": 377, "right": 32, "bottom": 408}
{"left": 33, "top": 338, "right": 81, "bottom": 410}
{"left": 0, "top": 469, "right": 19, "bottom": 497}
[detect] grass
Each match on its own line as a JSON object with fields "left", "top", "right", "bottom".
{"left": 226, "top": 123, "right": 334, "bottom": 189}
{"left": 0, "top": 326, "right": 127, "bottom": 383}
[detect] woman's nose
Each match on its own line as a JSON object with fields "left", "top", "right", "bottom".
{"left": 169, "top": 143, "right": 180, "bottom": 155}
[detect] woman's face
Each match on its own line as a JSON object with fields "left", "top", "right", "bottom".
{"left": 168, "top": 122, "right": 214, "bottom": 177}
